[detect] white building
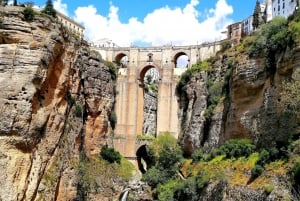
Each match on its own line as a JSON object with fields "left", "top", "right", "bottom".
{"left": 271, "top": 0, "right": 299, "bottom": 18}
{"left": 242, "top": 15, "right": 253, "bottom": 36}
{"left": 90, "top": 38, "right": 119, "bottom": 48}
{"left": 263, "top": 0, "right": 274, "bottom": 22}
{"left": 56, "top": 11, "right": 85, "bottom": 39}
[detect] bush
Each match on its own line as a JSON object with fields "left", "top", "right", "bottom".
{"left": 251, "top": 164, "right": 264, "bottom": 178}
{"left": 249, "top": 17, "right": 293, "bottom": 71}
{"left": 257, "top": 149, "right": 270, "bottom": 166}
{"left": 220, "top": 40, "right": 232, "bottom": 53}
{"left": 100, "top": 146, "right": 121, "bottom": 164}
{"left": 22, "top": 7, "right": 35, "bottom": 22}
{"left": 292, "top": 161, "right": 300, "bottom": 186}
{"left": 109, "top": 111, "right": 117, "bottom": 130}
{"left": 104, "top": 61, "right": 117, "bottom": 81}
{"left": 74, "top": 104, "right": 82, "bottom": 118}
{"left": 217, "top": 139, "right": 255, "bottom": 159}
{"left": 176, "top": 61, "right": 212, "bottom": 95}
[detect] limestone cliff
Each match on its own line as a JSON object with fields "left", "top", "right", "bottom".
{"left": 178, "top": 44, "right": 300, "bottom": 153}
{"left": 0, "top": 7, "right": 117, "bottom": 201}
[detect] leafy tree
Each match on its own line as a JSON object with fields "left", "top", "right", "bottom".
{"left": 252, "top": 0, "right": 261, "bottom": 30}
{"left": 42, "top": 0, "right": 56, "bottom": 17}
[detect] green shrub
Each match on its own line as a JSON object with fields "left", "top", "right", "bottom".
{"left": 100, "top": 146, "right": 121, "bottom": 164}
{"left": 257, "top": 149, "right": 270, "bottom": 166}
{"left": 217, "top": 139, "right": 256, "bottom": 159}
{"left": 104, "top": 61, "right": 117, "bottom": 81}
{"left": 22, "top": 7, "right": 35, "bottom": 22}
{"left": 219, "top": 40, "right": 232, "bottom": 53}
{"left": 251, "top": 164, "right": 264, "bottom": 178}
{"left": 109, "top": 111, "right": 117, "bottom": 130}
{"left": 74, "top": 104, "right": 82, "bottom": 118}
{"left": 292, "top": 161, "right": 300, "bottom": 186}
{"left": 176, "top": 61, "right": 212, "bottom": 95}
{"left": 249, "top": 17, "right": 293, "bottom": 71}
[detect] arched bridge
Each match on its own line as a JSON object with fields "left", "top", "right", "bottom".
{"left": 91, "top": 42, "right": 221, "bottom": 159}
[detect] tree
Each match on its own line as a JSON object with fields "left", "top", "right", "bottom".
{"left": 252, "top": 0, "right": 261, "bottom": 30}
{"left": 13, "top": 0, "right": 17, "bottom": 6}
{"left": 42, "top": 0, "right": 56, "bottom": 17}
{"left": 0, "top": 0, "right": 8, "bottom": 6}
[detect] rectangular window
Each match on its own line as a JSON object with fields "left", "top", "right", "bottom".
{"left": 283, "top": 3, "right": 285, "bottom": 9}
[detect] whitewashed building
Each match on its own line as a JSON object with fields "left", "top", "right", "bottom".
{"left": 271, "top": 0, "right": 299, "bottom": 18}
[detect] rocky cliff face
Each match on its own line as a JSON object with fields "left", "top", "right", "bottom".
{"left": 0, "top": 7, "right": 117, "bottom": 201}
{"left": 143, "top": 91, "right": 157, "bottom": 136}
{"left": 179, "top": 45, "right": 300, "bottom": 153}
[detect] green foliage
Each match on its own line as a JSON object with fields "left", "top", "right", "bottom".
{"left": 42, "top": 0, "right": 56, "bottom": 18}
{"left": 264, "top": 185, "right": 274, "bottom": 194}
{"left": 77, "top": 153, "right": 134, "bottom": 200}
{"left": 217, "top": 139, "right": 256, "bottom": 159}
{"left": 251, "top": 164, "right": 264, "bottom": 178}
{"left": 256, "top": 149, "right": 270, "bottom": 166}
{"left": 292, "top": 160, "right": 300, "bottom": 186}
{"left": 155, "top": 173, "right": 209, "bottom": 201}
{"left": 220, "top": 40, "right": 232, "bottom": 53}
{"left": 176, "top": 61, "right": 212, "bottom": 95}
{"left": 104, "top": 61, "right": 117, "bottom": 81}
{"left": 22, "top": 6, "right": 35, "bottom": 22}
{"left": 0, "top": 0, "right": 8, "bottom": 6}
{"left": 109, "top": 111, "right": 117, "bottom": 130}
{"left": 142, "top": 167, "right": 166, "bottom": 187}
{"left": 100, "top": 146, "right": 121, "bottom": 164}
{"left": 142, "top": 132, "right": 183, "bottom": 188}
{"left": 137, "top": 134, "right": 155, "bottom": 140}
{"left": 73, "top": 104, "right": 82, "bottom": 118}
{"left": 249, "top": 17, "right": 293, "bottom": 71}
{"left": 66, "top": 93, "right": 75, "bottom": 106}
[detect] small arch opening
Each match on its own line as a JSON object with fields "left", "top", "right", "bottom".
{"left": 115, "top": 53, "right": 128, "bottom": 68}
{"left": 174, "top": 52, "right": 189, "bottom": 68}
{"left": 136, "top": 145, "right": 154, "bottom": 173}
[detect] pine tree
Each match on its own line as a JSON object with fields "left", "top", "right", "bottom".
{"left": 42, "top": 0, "right": 56, "bottom": 18}
{"left": 252, "top": 0, "right": 261, "bottom": 30}
{"left": 13, "top": 0, "right": 17, "bottom": 6}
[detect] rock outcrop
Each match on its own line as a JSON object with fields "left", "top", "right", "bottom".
{"left": 0, "top": 7, "right": 117, "bottom": 201}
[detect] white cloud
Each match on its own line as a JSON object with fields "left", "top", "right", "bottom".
{"left": 74, "top": 0, "right": 233, "bottom": 46}
{"left": 54, "top": 0, "right": 69, "bottom": 16}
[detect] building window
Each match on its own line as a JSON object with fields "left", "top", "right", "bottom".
{"left": 283, "top": 3, "right": 285, "bottom": 9}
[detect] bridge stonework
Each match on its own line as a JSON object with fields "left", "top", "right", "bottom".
{"left": 92, "top": 43, "right": 221, "bottom": 158}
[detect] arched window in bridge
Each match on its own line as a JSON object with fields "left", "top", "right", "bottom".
{"left": 174, "top": 52, "right": 189, "bottom": 68}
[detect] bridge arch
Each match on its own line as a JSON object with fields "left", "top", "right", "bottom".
{"left": 174, "top": 52, "right": 189, "bottom": 68}
{"left": 114, "top": 53, "right": 128, "bottom": 68}
{"left": 139, "top": 65, "right": 160, "bottom": 84}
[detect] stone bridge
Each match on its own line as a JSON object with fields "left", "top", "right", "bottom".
{"left": 91, "top": 42, "right": 221, "bottom": 160}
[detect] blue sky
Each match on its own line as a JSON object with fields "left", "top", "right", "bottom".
{"left": 29, "top": 0, "right": 260, "bottom": 46}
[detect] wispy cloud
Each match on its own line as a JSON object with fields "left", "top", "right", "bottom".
{"left": 63, "top": 0, "right": 233, "bottom": 46}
